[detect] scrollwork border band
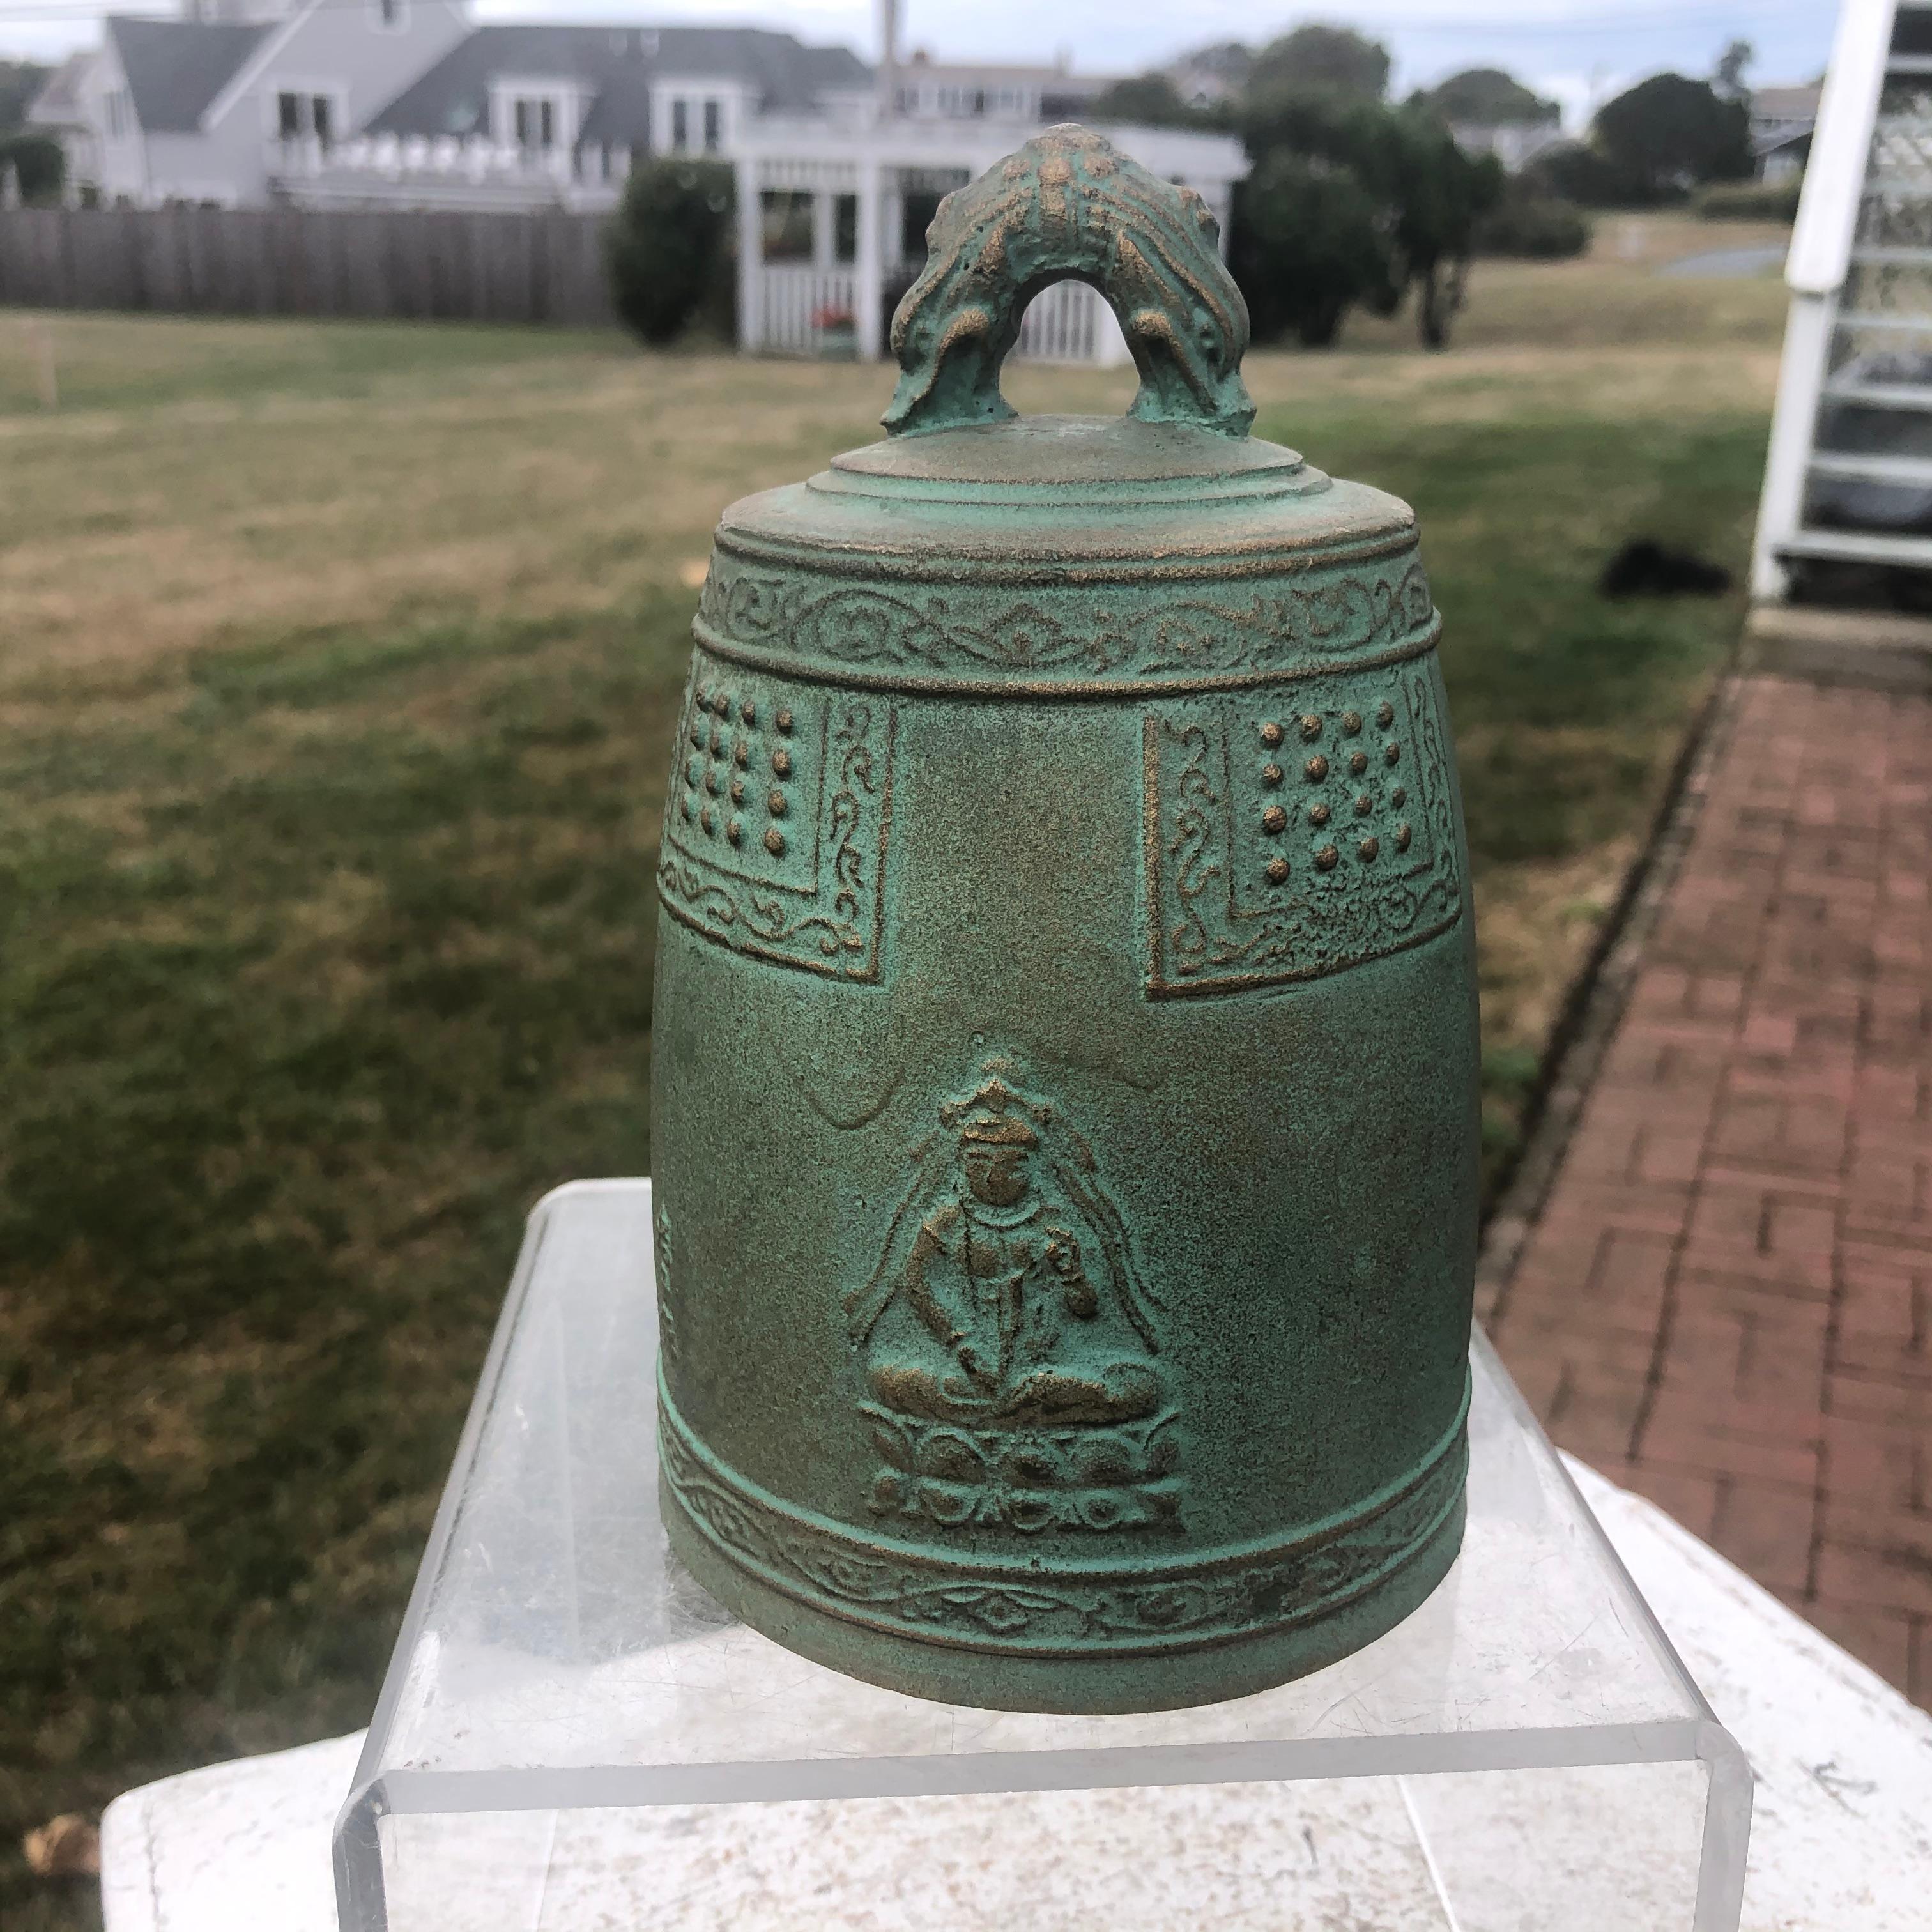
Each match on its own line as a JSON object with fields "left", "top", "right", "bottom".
{"left": 659, "top": 1371, "right": 1470, "bottom": 1658}
{"left": 692, "top": 620, "right": 1443, "bottom": 702}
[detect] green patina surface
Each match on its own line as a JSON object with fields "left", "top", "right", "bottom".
{"left": 652, "top": 128, "right": 1480, "bottom": 1712}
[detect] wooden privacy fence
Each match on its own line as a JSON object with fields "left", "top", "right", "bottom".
{"left": 0, "top": 206, "right": 618, "bottom": 328}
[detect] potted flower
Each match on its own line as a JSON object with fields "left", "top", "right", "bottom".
{"left": 812, "top": 305, "right": 858, "bottom": 360}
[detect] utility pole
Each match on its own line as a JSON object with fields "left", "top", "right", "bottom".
{"left": 878, "top": 0, "right": 900, "bottom": 121}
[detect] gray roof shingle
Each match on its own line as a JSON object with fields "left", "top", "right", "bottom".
{"left": 367, "top": 25, "right": 870, "bottom": 144}
{"left": 107, "top": 15, "right": 272, "bottom": 134}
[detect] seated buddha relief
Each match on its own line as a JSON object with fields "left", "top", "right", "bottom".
{"left": 847, "top": 1068, "right": 1179, "bottom": 1533}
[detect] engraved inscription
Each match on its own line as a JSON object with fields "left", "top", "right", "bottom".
{"left": 657, "top": 654, "right": 895, "bottom": 979}
{"left": 844, "top": 1065, "right": 1179, "bottom": 1533}
{"left": 1144, "top": 663, "right": 1463, "bottom": 996}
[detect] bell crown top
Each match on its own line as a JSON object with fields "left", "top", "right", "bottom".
{"left": 882, "top": 125, "right": 1257, "bottom": 442}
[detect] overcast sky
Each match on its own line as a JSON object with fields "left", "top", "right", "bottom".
{"left": 1, "top": 0, "right": 1838, "bottom": 128}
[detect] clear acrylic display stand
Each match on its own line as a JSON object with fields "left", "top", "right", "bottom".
{"left": 334, "top": 1180, "right": 1750, "bottom": 1932}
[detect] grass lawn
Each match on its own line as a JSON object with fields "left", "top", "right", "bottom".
{"left": 1, "top": 241, "right": 1785, "bottom": 1928}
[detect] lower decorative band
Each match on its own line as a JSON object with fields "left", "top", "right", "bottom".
{"left": 659, "top": 1372, "right": 1469, "bottom": 1659}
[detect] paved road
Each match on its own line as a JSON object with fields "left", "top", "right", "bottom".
{"left": 1659, "top": 244, "right": 1790, "bottom": 279}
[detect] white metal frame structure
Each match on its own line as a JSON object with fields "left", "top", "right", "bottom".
{"left": 1754, "top": 0, "right": 1932, "bottom": 596}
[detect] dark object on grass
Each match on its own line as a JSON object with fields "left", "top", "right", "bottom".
{"left": 1600, "top": 539, "right": 1733, "bottom": 599}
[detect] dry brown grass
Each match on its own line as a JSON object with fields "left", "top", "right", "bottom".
{"left": 0, "top": 275, "right": 1785, "bottom": 695}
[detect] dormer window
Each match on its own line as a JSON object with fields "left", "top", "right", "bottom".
{"left": 664, "top": 93, "right": 727, "bottom": 155}
{"left": 276, "top": 91, "right": 337, "bottom": 148}
{"left": 491, "top": 80, "right": 576, "bottom": 152}
{"left": 514, "top": 98, "right": 557, "bottom": 151}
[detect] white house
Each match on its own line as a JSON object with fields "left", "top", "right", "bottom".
{"left": 1752, "top": 81, "right": 1822, "bottom": 185}
{"left": 285, "top": 22, "right": 873, "bottom": 213}
{"left": 1446, "top": 119, "right": 1566, "bottom": 174}
{"left": 884, "top": 49, "right": 1107, "bottom": 123}
{"left": 29, "top": 0, "right": 470, "bottom": 207}
{"left": 24, "top": 8, "right": 874, "bottom": 211}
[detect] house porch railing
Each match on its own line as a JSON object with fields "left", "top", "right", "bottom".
{"left": 754, "top": 265, "right": 861, "bottom": 355}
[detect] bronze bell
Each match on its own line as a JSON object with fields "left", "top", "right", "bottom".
{"left": 652, "top": 126, "right": 1480, "bottom": 1713}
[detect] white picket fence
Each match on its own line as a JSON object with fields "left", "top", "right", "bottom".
{"left": 752, "top": 265, "right": 861, "bottom": 355}
{"left": 747, "top": 264, "right": 1130, "bottom": 366}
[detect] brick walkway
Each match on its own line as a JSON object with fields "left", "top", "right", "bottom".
{"left": 1489, "top": 674, "right": 1932, "bottom": 1709}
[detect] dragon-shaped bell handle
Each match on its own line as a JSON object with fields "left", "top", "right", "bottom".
{"left": 882, "top": 125, "right": 1257, "bottom": 441}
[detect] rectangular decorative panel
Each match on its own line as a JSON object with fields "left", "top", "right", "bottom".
{"left": 1143, "top": 661, "right": 1462, "bottom": 997}
{"left": 658, "top": 654, "right": 896, "bottom": 981}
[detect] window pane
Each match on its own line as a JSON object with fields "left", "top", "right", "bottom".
{"left": 759, "top": 188, "right": 813, "bottom": 263}
{"left": 312, "top": 95, "right": 332, "bottom": 144}
{"left": 834, "top": 193, "right": 858, "bottom": 264}
{"left": 702, "top": 99, "right": 720, "bottom": 151}
{"left": 671, "top": 100, "right": 687, "bottom": 150}
{"left": 539, "top": 101, "right": 554, "bottom": 148}
{"left": 900, "top": 189, "right": 942, "bottom": 263}
{"left": 278, "top": 91, "right": 301, "bottom": 139}
{"left": 515, "top": 99, "right": 530, "bottom": 145}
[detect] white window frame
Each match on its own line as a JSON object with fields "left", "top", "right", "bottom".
{"left": 490, "top": 77, "right": 579, "bottom": 154}
{"left": 512, "top": 96, "right": 558, "bottom": 151}
{"left": 650, "top": 79, "right": 739, "bottom": 158}
{"left": 267, "top": 83, "right": 347, "bottom": 148}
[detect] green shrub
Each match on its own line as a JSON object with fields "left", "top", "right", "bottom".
{"left": 1522, "top": 139, "right": 1648, "bottom": 209}
{"left": 1694, "top": 178, "right": 1802, "bottom": 222}
{"left": 1593, "top": 73, "right": 1752, "bottom": 201}
{"left": 604, "top": 160, "right": 734, "bottom": 347}
{"left": 1236, "top": 90, "right": 1502, "bottom": 348}
{"left": 1231, "top": 151, "right": 1399, "bottom": 348}
{"left": 1474, "top": 183, "right": 1590, "bottom": 259}
{"left": 0, "top": 131, "right": 63, "bottom": 204}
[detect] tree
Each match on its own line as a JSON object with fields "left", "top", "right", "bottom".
{"left": 1232, "top": 152, "right": 1397, "bottom": 347}
{"left": 0, "top": 59, "right": 49, "bottom": 134}
{"left": 1236, "top": 88, "right": 1503, "bottom": 348}
{"left": 1592, "top": 73, "right": 1752, "bottom": 201}
{"left": 1087, "top": 73, "right": 1218, "bottom": 130}
{"left": 1522, "top": 138, "right": 1638, "bottom": 208}
{"left": 1392, "top": 122, "right": 1504, "bottom": 346}
{"left": 0, "top": 132, "right": 63, "bottom": 203}
{"left": 1248, "top": 24, "right": 1390, "bottom": 100}
{"left": 1713, "top": 39, "right": 1754, "bottom": 102}
{"left": 1472, "top": 177, "right": 1590, "bottom": 259}
{"left": 1415, "top": 68, "right": 1560, "bottom": 128}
